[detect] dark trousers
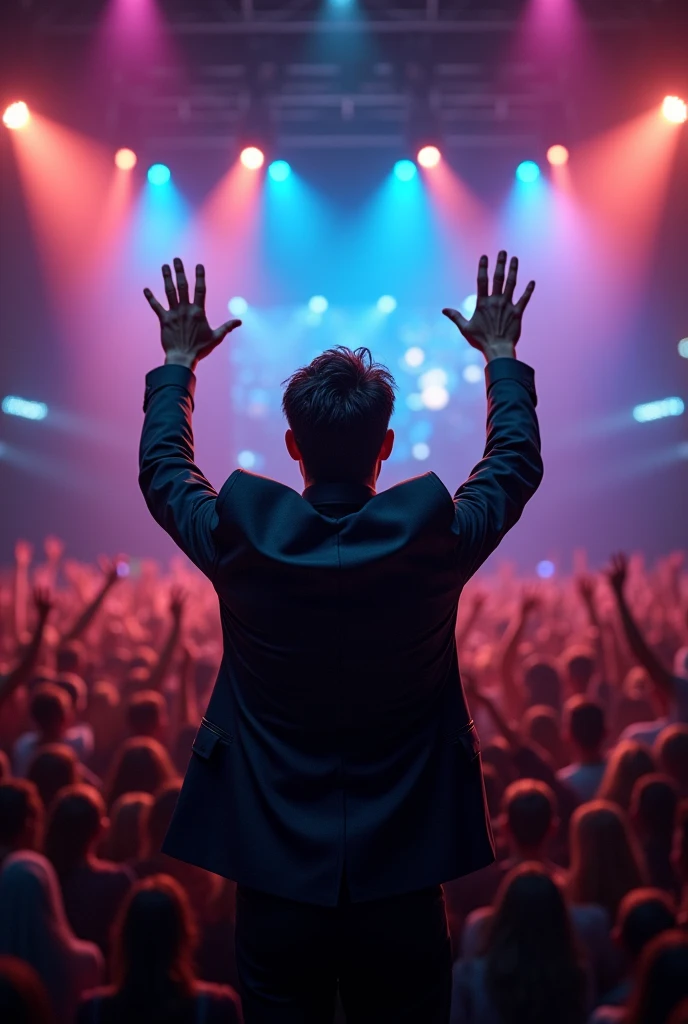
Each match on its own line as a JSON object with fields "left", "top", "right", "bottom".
{"left": 234, "top": 873, "right": 452, "bottom": 1024}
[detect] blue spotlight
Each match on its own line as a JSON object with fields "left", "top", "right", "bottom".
{"left": 228, "top": 296, "right": 248, "bottom": 316}
{"left": 633, "top": 397, "right": 685, "bottom": 423}
{"left": 148, "top": 163, "right": 171, "bottom": 186}
{"left": 516, "top": 160, "right": 541, "bottom": 183}
{"left": 309, "top": 296, "right": 328, "bottom": 314}
{"left": 2, "top": 396, "right": 48, "bottom": 421}
{"left": 536, "top": 560, "right": 556, "bottom": 579}
{"left": 268, "top": 160, "right": 291, "bottom": 182}
{"left": 377, "top": 295, "right": 397, "bottom": 314}
{"left": 394, "top": 160, "right": 417, "bottom": 182}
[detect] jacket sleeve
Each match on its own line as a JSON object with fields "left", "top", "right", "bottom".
{"left": 138, "top": 364, "right": 219, "bottom": 578}
{"left": 452, "top": 357, "right": 543, "bottom": 581}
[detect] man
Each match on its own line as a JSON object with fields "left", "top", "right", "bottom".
{"left": 140, "top": 251, "right": 542, "bottom": 1022}
{"left": 558, "top": 695, "right": 608, "bottom": 802}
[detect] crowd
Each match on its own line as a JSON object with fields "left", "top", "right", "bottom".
{"left": 0, "top": 537, "right": 687, "bottom": 1024}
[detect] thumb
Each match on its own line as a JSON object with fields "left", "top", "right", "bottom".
{"left": 212, "top": 319, "right": 242, "bottom": 343}
{"left": 442, "top": 308, "right": 469, "bottom": 332}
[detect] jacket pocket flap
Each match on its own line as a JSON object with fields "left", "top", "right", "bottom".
{"left": 456, "top": 723, "right": 481, "bottom": 762}
{"left": 192, "top": 722, "right": 222, "bottom": 760}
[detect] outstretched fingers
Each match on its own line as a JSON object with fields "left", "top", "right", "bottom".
{"left": 442, "top": 308, "right": 467, "bottom": 330}
{"left": 477, "top": 255, "right": 489, "bottom": 299}
{"left": 504, "top": 256, "right": 519, "bottom": 301}
{"left": 174, "top": 257, "right": 189, "bottom": 305}
{"left": 194, "top": 264, "right": 206, "bottom": 309}
{"left": 212, "top": 318, "right": 243, "bottom": 343}
{"left": 515, "top": 280, "right": 536, "bottom": 315}
{"left": 162, "top": 264, "right": 178, "bottom": 309}
{"left": 143, "top": 288, "right": 166, "bottom": 319}
{"left": 492, "top": 250, "right": 507, "bottom": 296}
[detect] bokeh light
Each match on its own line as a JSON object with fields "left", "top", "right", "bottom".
{"left": 547, "top": 144, "right": 569, "bottom": 166}
{"left": 421, "top": 385, "right": 450, "bottom": 410}
{"left": 268, "top": 160, "right": 291, "bottom": 182}
{"left": 463, "top": 364, "right": 483, "bottom": 384}
{"left": 228, "top": 296, "right": 248, "bottom": 316}
{"left": 461, "top": 294, "right": 478, "bottom": 319}
{"left": 536, "top": 560, "right": 556, "bottom": 579}
{"left": 419, "top": 368, "right": 448, "bottom": 390}
{"left": 417, "top": 146, "right": 441, "bottom": 169}
{"left": 237, "top": 450, "right": 257, "bottom": 469}
{"left": 678, "top": 339, "right": 688, "bottom": 359}
{"left": 308, "top": 295, "right": 328, "bottom": 314}
{"left": 377, "top": 295, "right": 397, "bottom": 314}
{"left": 633, "top": 397, "right": 684, "bottom": 422}
{"left": 2, "top": 396, "right": 48, "bottom": 420}
{"left": 516, "top": 160, "right": 541, "bottom": 183}
{"left": 147, "top": 163, "right": 171, "bottom": 185}
{"left": 412, "top": 442, "right": 430, "bottom": 460}
{"left": 662, "top": 96, "right": 687, "bottom": 125}
{"left": 394, "top": 159, "right": 417, "bottom": 182}
{"left": 403, "top": 346, "right": 425, "bottom": 368}
{"left": 2, "top": 101, "right": 30, "bottom": 130}
{"left": 114, "top": 148, "right": 137, "bottom": 171}
{"left": 240, "top": 147, "right": 265, "bottom": 170}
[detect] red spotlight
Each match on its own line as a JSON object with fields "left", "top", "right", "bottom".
{"left": 417, "top": 145, "right": 441, "bottom": 169}
{"left": 3, "top": 101, "right": 30, "bottom": 130}
{"left": 662, "top": 96, "right": 687, "bottom": 124}
{"left": 547, "top": 144, "right": 569, "bottom": 166}
{"left": 114, "top": 147, "right": 137, "bottom": 170}
{"left": 240, "top": 146, "right": 265, "bottom": 170}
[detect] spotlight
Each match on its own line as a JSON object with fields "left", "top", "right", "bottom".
{"left": 115, "top": 148, "right": 137, "bottom": 171}
{"left": 394, "top": 160, "right": 417, "bottom": 182}
{"left": 2, "top": 396, "right": 48, "bottom": 420}
{"left": 462, "top": 365, "right": 482, "bottom": 384}
{"left": 147, "top": 163, "right": 171, "bottom": 186}
{"left": 633, "top": 397, "right": 684, "bottom": 423}
{"left": 662, "top": 96, "right": 687, "bottom": 125}
{"left": 268, "top": 160, "right": 291, "bottom": 181}
{"left": 238, "top": 450, "right": 257, "bottom": 469}
{"left": 403, "top": 347, "right": 425, "bottom": 369}
{"left": 2, "top": 101, "right": 30, "bottom": 130}
{"left": 377, "top": 295, "right": 397, "bottom": 314}
{"left": 308, "top": 296, "right": 328, "bottom": 314}
{"left": 547, "top": 145, "right": 569, "bottom": 167}
{"left": 516, "top": 160, "right": 540, "bottom": 183}
{"left": 536, "top": 560, "right": 555, "bottom": 579}
{"left": 417, "top": 146, "right": 441, "bottom": 169}
{"left": 412, "top": 442, "right": 430, "bottom": 460}
{"left": 240, "top": 147, "right": 265, "bottom": 170}
{"left": 228, "top": 297, "right": 248, "bottom": 316}
{"left": 678, "top": 339, "right": 688, "bottom": 359}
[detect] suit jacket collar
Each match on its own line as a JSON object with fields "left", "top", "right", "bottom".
{"left": 302, "top": 480, "right": 376, "bottom": 514}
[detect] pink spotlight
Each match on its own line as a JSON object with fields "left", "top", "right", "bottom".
{"left": 114, "top": 147, "right": 137, "bottom": 170}
{"left": 662, "top": 96, "right": 687, "bottom": 125}
{"left": 240, "top": 146, "right": 265, "bottom": 170}
{"left": 3, "top": 101, "right": 30, "bottom": 130}
{"left": 547, "top": 144, "right": 569, "bottom": 166}
{"left": 417, "top": 146, "right": 441, "bottom": 169}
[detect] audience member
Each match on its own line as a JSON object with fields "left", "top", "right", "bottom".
{"left": 105, "top": 736, "right": 176, "bottom": 808}
{"left": 27, "top": 743, "right": 80, "bottom": 810}
{"left": 0, "top": 779, "right": 44, "bottom": 865}
{"left": 558, "top": 697, "right": 608, "bottom": 802}
{"left": 624, "top": 930, "right": 688, "bottom": 1024}
{"left": 0, "top": 851, "right": 103, "bottom": 1024}
{"left": 13, "top": 685, "right": 73, "bottom": 777}
{"left": 630, "top": 774, "right": 680, "bottom": 896}
{"left": 656, "top": 725, "right": 688, "bottom": 798}
{"left": 77, "top": 875, "right": 243, "bottom": 1024}
{"left": 103, "top": 792, "right": 154, "bottom": 863}
{"left": 44, "top": 784, "right": 135, "bottom": 953}
{"left": 597, "top": 740, "right": 655, "bottom": 812}
{"left": 126, "top": 690, "right": 168, "bottom": 740}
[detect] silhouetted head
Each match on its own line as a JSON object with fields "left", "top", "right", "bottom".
{"left": 56, "top": 640, "right": 85, "bottom": 676}
{"left": 562, "top": 646, "right": 596, "bottom": 695}
{"left": 626, "top": 930, "right": 688, "bottom": 1024}
{"left": 45, "top": 784, "right": 106, "bottom": 875}
{"left": 143, "top": 782, "right": 182, "bottom": 856}
{"left": 27, "top": 745, "right": 79, "bottom": 811}
{"left": 614, "top": 889, "right": 677, "bottom": 963}
{"left": 54, "top": 673, "right": 87, "bottom": 715}
{"left": 598, "top": 739, "right": 655, "bottom": 811}
{"left": 106, "top": 792, "right": 154, "bottom": 863}
{"left": 522, "top": 706, "right": 564, "bottom": 767}
{"left": 568, "top": 800, "right": 647, "bottom": 919}
{"left": 0, "top": 781, "right": 44, "bottom": 859}
{"left": 631, "top": 774, "right": 679, "bottom": 841}
{"left": 106, "top": 737, "right": 176, "bottom": 808}
{"left": 29, "top": 685, "right": 71, "bottom": 741}
{"left": 564, "top": 696, "right": 606, "bottom": 757}
{"left": 522, "top": 658, "right": 562, "bottom": 712}
{"left": 126, "top": 691, "right": 168, "bottom": 739}
{"left": 501, "top": 779, "right": 557, "bottom": 858}
{"left": 656, "top": 725, "right": 688, "bottom": 797}
{"left": 282, "top": 346, "right": 396, "bottom": 486}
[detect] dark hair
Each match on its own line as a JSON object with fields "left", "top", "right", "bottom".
{"left": 563, "top": 647, "right": 596, "bottom": 689}
{"left": 0, "top": 781, "right": 42, "bottom": 847}
{"left": 106, "top": 793, "right": 154, "bottom": 863}
{"left": 632, "top": 774, "right": 679, "bottom": 837}
{"left": 565, "top": 696, "right": 606, "bottom": 752}
{"left": 616, "top": 889, "right": 677, "bottom": 960}
{"left": 656, "top": 726, "right": 688, "bottom": 792}
{"left": 56, "top": 641, "right": 85, "bottom": 675}
{"left": 598, "top": 740, "right": 656, "bottom": 811}
{"left": 522, "top": 706, "right": 562, "bottom": 764}
{"left": 126, "top": 691, "right": 166, "bottom": 737}
{"left": 45, "top": 784, "right": 105, "bottom": 876}
{"left": 0, "top": 955, "right": 54, "bottom": 1024}
{"left": 281, "top": 346, "right": 396, "bottom": 483}
{"left": 55, "top": 673, "right": 87, "bottom": 712}
{"left": 29, "top": 685, "right": 70, "bottom": 732}
{"left": 106, "top": 737, "right": 176, "bottom": 808}
{"left": 27, "top": 745, "right": 79, "bottom": 811}
{"left": 626, "top": 930, "right": 688, "bottom": 1024}
{"left": 522, "top": 658, "right": 562, "bottom": 711}
{"left": 502, "top": 779, "right": 556, "bottom": 851}
{"left": 568, "top": 800, "right": 647, "bottom": 920}
{"left": 109, "top": 875, "right": 197, "bottom": 1020}
{"left": 485, "top": 864, "right": 586, "bottom": 1024}
{"left": 144, "top": 782, "right": 183, "bottom": 854}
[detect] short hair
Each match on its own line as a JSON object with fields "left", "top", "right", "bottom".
{"left": 565, "top": 696, "right": 606, "bottom": 751}
{"left": 523, "top": 705, "right": 561, "bottom": 754}
{"left": 656, "top": 726, "right": 688, "bottom": 787}
{"left": 55, "top": 673, "right": 87, "bottom": 713}
{"left": 502, "top": 779, "right": 556, "bottom": 849}
{"left": 0, "top": 781, "right": 42, "bottom": 847}
{"left": 616, "top": 889, "right": 677, "bottom": 959}
{"left": 281, "top": 346, "right": 396, "bottom": 482}
{"left": 522, "top": 658, "right": 562, "bottom": 711}
{"left": 27, "top": 744, "right": 78, "bottom": 810}
{"left": 563, "top": 647, "right": 596, "bottom": 684}
{"left": 29, "top": 685, "right": 70, "bottom": 732}
{"left": 45, "top": 784, "right": 105, "bottom": 874}
{"left": 126, "top": 691, "right": 166, "bottom": 736}
{"left": 631, "top": 774, "right": 679, "bottom": 835}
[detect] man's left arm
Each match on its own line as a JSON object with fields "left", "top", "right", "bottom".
{"left": 139, "top": 259, "right": 242, "bottom": 577}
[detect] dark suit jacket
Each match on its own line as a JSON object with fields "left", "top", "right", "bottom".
{"left": 139, "top": 357, "right": 543, "bottom": 906}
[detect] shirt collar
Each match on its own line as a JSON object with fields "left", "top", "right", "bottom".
{"left": 302, "top": 480, "right": 376, "bottom": 513}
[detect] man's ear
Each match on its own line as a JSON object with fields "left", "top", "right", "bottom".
{"left": 285, "top": 429, "right": 301, "bottom": 462}
{"left": 379, "top": 428, "right": 394, "bottom": 462}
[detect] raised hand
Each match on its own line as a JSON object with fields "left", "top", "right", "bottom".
{"left": 144, "top": 258, "right": 242, "bottom": 372}
{"left": 32, "top": 585, "right": 54, "bottom": 620}
{"left": 606, "top": 553, "right": 629, "bottom": 595}
{"left": 443, "top": 251, "right": 535, "bottom": 361}
{"left": 169, "top": 585, "right": 188, "bottom": 623}
{"left": 14, "top": 540, "right": 33, "bottom": 567}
